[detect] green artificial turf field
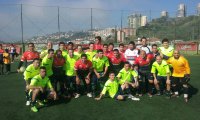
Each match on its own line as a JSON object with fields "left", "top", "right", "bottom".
{"left": 0, "top": 56, "right": 200, "bottom": 120}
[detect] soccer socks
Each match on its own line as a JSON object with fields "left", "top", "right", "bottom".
{"left": 86, "top": 84, "right": 91, "bottom": 93}
{"left": 25, "top": 91, "right": 30, "bottom": 101}
{"left": 148, "top": 83, "right": 154, "bottom": 94}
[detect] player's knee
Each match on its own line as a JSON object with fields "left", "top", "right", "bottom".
{"left": 149, "top": 80, "right": 154, "bottom": 84}
{"left": 117, "top": 95, "right": 124, "bottom": 100}
{"left": 183, "top": 84, "right": 188, "bottom": 88}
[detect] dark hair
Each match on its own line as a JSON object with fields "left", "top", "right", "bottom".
{"left": 113, "top": 49, "right": 119, "bottom": 52}
{"left": 77, "top": 44, "right": 82, "bottom": 47}
{"left": 119, "top": 43, "right": 124, "bottom": 47}
{"left": 97, "top": 49, "right": 103, "bottom": 53}
{"left": 48, "top": 49, "right": 54, "bottom": 53}
{"left": 109, "top": 71, "right": 115, "bottom": 75}
{"left": 33, "top": 58, "right": 40, "bottom": 62}
{"left": 124, "top": 61, "right": 130, "bottom": 65}
{"left": 68, "top": 48, "right": 74, "bottom": 52}
{"left": 59, "top": 42, "right": 65, "bottom": 46}
{"left": 68, "top": 42, "right": 74, "bottom": 46}
{"left": 56, "top": 49, "right": 62, "bottom": 54}
{"left": 162, "top": 38, "right": 169, "bottom": 44}
{"left": 81, "top": 54, "right": 87, "bottom": 59}
{"left": 89, "top": 42, "right": 94, "bottom": 46}
{"left": 151, "top": 44, "right": 157, "bottom": 47}
{"left": 129, "top": 41, "right": 135, "bottom": 45}
{"left": 140, "top": 37, "right": 147, "bottom": 41}
{"left": 95, "top": 36, "right": 101, "bottom": 41}
{"left": 5, "top": 49, "right": 9, "bottom": 53}
{"left": 40, "top": 66, "right": 46, "bottom": 70}
{"left": 103, "top": 44, "right": 108, "bottom": 47}
{"left": 28, "top": 43, "right": 34, "bottom": 46}
{"left": 109, "top": 43, "right": 114, "bottom": 46}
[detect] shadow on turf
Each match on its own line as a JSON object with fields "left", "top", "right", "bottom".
{"left": 189, "top": 84, "right": 198, "bottom": 99}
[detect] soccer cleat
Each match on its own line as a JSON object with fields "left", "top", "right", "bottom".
{"left": 31, "top": 106, "right": 38, "bottom": 112}
{"left": 148, "top": 93, "right": 153, "bottom": 98}
{"left": 74, "top": 93, "right": 80, "bottom": 99}
{"left": 131, "top": 97, "right": 140, "bottom": 101}
{"left": 87, "top": 93, "right": 92, "bottom": 98}
{"left": 171, "top": 94, "right": 179, "bottom": 98}
{"left": 184, "top": 98, "right": 188, "bottom": 103}
{"left": 128, "top": 94, "right": 134, "bottom": 99}
{"left": 26, "top": 101, "right": 30, "bottom": 106}
{"left": 37, "top": 101, "right": 45, "bottom": 106}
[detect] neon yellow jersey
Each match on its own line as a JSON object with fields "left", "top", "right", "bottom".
{"left": 158, "top": 46, "right": 174, "bottom": 58}
{"left": 41, "top": 55, "right": 53, "bottom": 77}
{"left": 23, "top": 64, "right": 40, "bottom": 81}
{"left": 101, "top": 78, "right": 119, "bottom": 98}
{"left": 61, "top": 49, "right": 68, "bottom": 60}
{"left": 85, "top": 50, "right": 97, "bottom": 61}
{"left": 40, "top": 49, "right": 48, "bottom": 59}
{"left": 151, "top": 60, "right": 170, "bottom": 76}
{"left": 117, "top": 68, "right": 138, "bottom": 85}
{"left": 92, "top": 56, "right": 110, "bottom": 72}
{"left": 74, "top": 51, "right": 84, "bottom": 59}
{"left": 65, "top": 54, "right": 79, "bottom": 76}
{"left": 30, "top": 74, "right": 53, "bottom": 89}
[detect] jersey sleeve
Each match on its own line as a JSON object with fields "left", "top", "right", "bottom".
{"left": 131, "top": 71, "right": 138, "bottom": 77}
{"left": 151, "top": 63, "right": 157, "bottom": 74}
{"left": 47, "top": 79, "right": 53, "bottom": 89}
{"left": 101, "top": 81, "right": 109, "bottom": 95}
{"left": 24, "top": 67, "right": 32, "bottom": 80}
{"left": 164, "top": 64, "right": 170, "bottom": 74}
{"left": 117, "top": 71, "right": 122, "bottom": 78}
{"left": 74, "top": 61, "right": 79, "bottom": 70}
{"left": 30, "top": 77, "right": 38, "bottom": 86}
{"left": 184, "top": 59, "right": 191, "bottom": 74}
{"left": 21, "top": 52, "right": 26, "bottom": 61}
{"left": 105, "top": 57, "right": 110, "bottom": 67}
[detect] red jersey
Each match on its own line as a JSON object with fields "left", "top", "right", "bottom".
{"left": 109, "top": 55, "right": 126, "bottom": 65}
{"left": 103, "top": 51, "right": 111, "bottom": 58}
{"left": 74, "top": 59, "right": 92, "bottom": 71}
{"left": 53, "top": 56, "right": 65, "bottom": 67}
{"left": 0, "top": 49, "right": 4, "bottom": 54}
{"left": 119, "top": 50, "right": 125, "bottom": 57}
{"left": 94, "top": 44, "right": 103, "bottom": 50}
{"left": 134, "top": 54, "right": 154, "bottom": 72}
{"left": 21, "top": 50, "right": 39, "bottom": 62}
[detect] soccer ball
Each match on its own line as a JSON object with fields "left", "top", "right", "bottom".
{"left": 19, "top": 66, "right": 25, "bottom": 73}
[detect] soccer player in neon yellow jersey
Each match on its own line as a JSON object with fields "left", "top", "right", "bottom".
{"left": 65, "top": 49, "right": 79, "bottom": 98}
{"left": 95, "top": 71, "right": 124, "bottom": 101}
{"left": 158, "top": 38, "right": 174, "bottom": 60}
{"left": 40, "top": 42, "right": 53, "bottom": 59}
{"left": 74, "top": 45, "right": 84, "bottom": 59}
{"left": 28, "top": 66, "right": 57, "bottom": 112}
{"left": 85, "top": 42, "right": 97, "bottom": 61}
{"left": 59, "top": 42, "right": 68, "bottom": 60}
{"left": 92, "top": 49, "right": 110, "bottom": 96}
{"left": 41, "top": 49, "right": 54, "bottom": 87}
{"left": 117, "top": 62, "right": 140, "bottom": 101}
{"left": 151, "top": 55, "right": 171, "bottom": 98}
{"left": 23, "top": 58, "right": 40, "bottom": 106}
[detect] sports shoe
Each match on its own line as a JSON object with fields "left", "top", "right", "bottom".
{"left": 171, "top": 94, "right": 179, "bottom": 98}
{"left": 31, "top": 106, "right": 38, "bottom": 112}
{"left": 131, "top": 97, "right": 140, "bottom": 101}
{"left": 37, "top": 101, "right": 45, "bottom": 106}
{"left": 87, "top": 93, "right": 92, "bottom": 98}
{"left": 128, "top": 94, "right": 134, "bottom": 99}
{"left": 26, "top": 101, "right": 30, "bottom": 106}
{"left": 74, "top": 93, "right": 80, "bottom": 99}
{"left": 148, "top": 93, "right": 153, "bottom": 98}
{"left": 184, "top": 98, "right": 188, "bottom": 103}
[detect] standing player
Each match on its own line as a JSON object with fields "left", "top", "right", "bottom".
{"left": 92, "top": 49, "right": 110, "bottom": 96}
{"left": 28, "top": 66, "right": 57, "bottom": 112}
{"left": 74, "top": 45, "right": 84, "bottom": 59}
{"left": 17, "top": 43, "right": 39, "bottom": 72}
{"left": 102, "top": 44, "right": 110, "bottom": 57}
{"left": 23, "top": 58, "right": 40, "bottom": 106}
{"left": 0, "top": 44, "right": 4, "bottom": 75}
{"left": 74, "top": 54, "right": 93, "bottom": 98}
{"left": 41, "top": 49, "right": 54, "bottom": 88}
{"left": 124, "top": 41, "right": 139, "bottom": 65}
{"left": 137, "top": 37, "right": 151, "bottom": 54}
{"left": 167, "top": 50, "right": 191, "bottom": 102}
{"left": 58, "top": 42, "right": 68, "bottom": 60}
{"left": 118, "top": 43, "right": 125, "bottom": 57}
{"left": 3, "top": 49, "right": 11, "bottom": 74}
{"left": 85, "top": 42, "right": 97, "bottom": 62}
{"left": 151, "top": 55, "right": 171, "bottom": 97}
{"left": 94, "top": 36, "right": 103, "bottom": 50}
{"left": 40, "top": 42, "right": 53, "bottom": 59}
{"left": 95, "top": 71, "right": 124, "bottom": 101}
{"left": 158, "top": 38, "right": 174, "bottom": 60}
{"left": 65, "top": 49, "right": 79, "bottom": 98}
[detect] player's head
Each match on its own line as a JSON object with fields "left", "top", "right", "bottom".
{"left": 139, "top": 50, "right": 146, "bottom": 58}
{"left": 40, "top": 66, "right": 46, "bottom": 78}
{"left": 132, "top": 64, "right": 138, "bottom": 71}
{"left": 95, "top": 36, "right": 101, "bottom": 44}
{"left": 77, "top": 45, "right": 82, "bottom": 52}
{"left": 124, "top": 61, "right": 130, "bottom": 70}
{"left": 47, "top": 42, "right": 53, "bottom": 49}
{"left": 119, "top": 43, "right": 124, "bottom": 52}
{"left": 151, "top": 44, "right": 158, "bottom": 53}
{"left": 108, "top": 43, "right": 114, "bottom": 51}
{"left": 109, "top": 71, "right": 115, "bottom": 80}
{"left": 67, "top": 42, "right": 74, "bottom": 50}
{"left": 89, "top": 42, "right": 94, "bottom": 50}
{"left": 48, "top": 49, "right": 54, "bottom": 58}
{"left": 5, "top": 49, "right": 9, "bottom": 53}
{"left": 59, "top": 42, "right": 65, "bottom": 50}
{"left": 173, "top": 50, "right": 180, "bottom": 59}
{"left": 140, "top": 37, "right": 147, "bottom": 46}
{"left": 128, "top": 41, "right": 135, "bottom": 50}
{"left": 113, "top": 49, "right": 119, "bottom": 57}
{"left": 103, "top": 44, "right": 108, "bottom": 52}
{"left": 56, "top": 50, "right": 62, "bottom": 57}
{"left": 33, "top": 58, "right": 40, "bottom": 68}
{"left": 97, "top": 49, "right": 103, "bottom": 58}
{"left": 162, "top": 38, "right": 169, "bottom": 49}
{"left": 81, "top": 54, "right": 88, "bottom": 63}
{"left": 156, "top": 55, "right": 162, "bottom": 64}
{"left": 28, "top": 43, "right": 35, "bottom": 51}
{"left": 68, "top": 49, "right": 74, "bottom": 57}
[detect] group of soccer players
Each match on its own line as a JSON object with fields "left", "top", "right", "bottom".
{"left": 19, "top": 36, "right": 191, "bottom": 112}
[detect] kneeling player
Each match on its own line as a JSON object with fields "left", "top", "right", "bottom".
{"left": 151, "top": 55, "right": 171, "bottom": 98}
{"left": 28, "top": 66, "right": 57, "bottom": 112}
{"left": 95, "top": 72, "right": 124, "bottom": 101}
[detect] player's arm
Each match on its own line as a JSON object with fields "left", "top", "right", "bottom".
{"left": 184, "top": 59, "right": 191, "bottom": 75}
{"left": 151, "top": 65, "right": 158, "bottom": 82}
{"left": 103, "top": 59, "right": 110, "bottom": 77}
{"left": 47, "top": 80, "right": 57, "bottom": 100}
{"left": 95, "top": 93, "right": 104, "bottom": 100}
{"left": 95, "top": 84, "right": 108, "bottom": 100}
{"left": 165, "top": 64, "right": 171, "bottom": 84}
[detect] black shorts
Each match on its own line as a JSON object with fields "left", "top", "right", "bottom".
{"left": 113, "top": 86, "right": 123, "bottom": 99}
{"left": 139, "top": 72, "right": 152, "bottom": 81}
{"left": 171, "top": 76, "right": 189, "bottom": 85}
{"left": 157, "top": 76, "right": 167, "bottom": 83}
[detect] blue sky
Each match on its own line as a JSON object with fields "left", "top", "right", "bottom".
{"left": 0, "top": 0, "right": 199, "bottom": 42}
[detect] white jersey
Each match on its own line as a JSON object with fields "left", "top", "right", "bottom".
{"left": 124, "top": 49, "right": 139, "bottom": 65}
{"left": 137, "top": 45, "right": 151, "bottom": 54}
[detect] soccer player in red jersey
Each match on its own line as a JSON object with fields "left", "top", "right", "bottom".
{"left": 102, "top": 44, "right": 110, "bottom": 57}
{"left": 118, "top": 43, "right": 125, "bottom": 57}
{"left": 108, "top": 49, "right": 126, "bottom": 75}
{"left": 74, "top": 54, "right": 93, "bottom": 97}
{"left": 17, "top": 43, "right": 39, "bottom": 72}
{"left": 94, "top": 36, "right": 103, "bottom": 50}
{"left": 0, "top": 44, "right": 4, "bottom": 75}
{"left": 134, "top": 50, "right": 154, "bottom": 97}
{"left": 53, "top": 50, "right": 66, "bottom": 96}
